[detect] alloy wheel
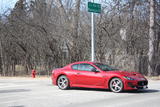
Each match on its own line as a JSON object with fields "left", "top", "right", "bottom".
{"left": 57, "top": 75, "right": 69, "bottom": 90}
{"left": 110, "top": 78, "right": 123, "bottom": 93}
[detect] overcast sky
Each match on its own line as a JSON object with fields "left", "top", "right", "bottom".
{"left": 0, "top": 0, "right": 18, "bottom": 14}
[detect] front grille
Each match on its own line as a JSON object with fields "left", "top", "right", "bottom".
{"left": 128, "top": 82, "right": 135, "bottom": 88}
{"left": 138, "top": 81, "right": 148, "bottom": 86}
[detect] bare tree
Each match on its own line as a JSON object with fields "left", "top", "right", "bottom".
{"left": 0, "top": 0, "right": 159, "bottom": 76}
{"left": 148, "top": 0, "right": 157, "bottom": 76}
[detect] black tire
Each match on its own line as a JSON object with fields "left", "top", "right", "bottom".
{"left": 109, "top": 78, "right": 123, "bottom": 93}
{"left": 57, "top": 75, "right": 70, "bottom": 90}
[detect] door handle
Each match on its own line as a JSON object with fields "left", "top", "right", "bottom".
{"left": 77, "top": 73, "right": 81, "bottom": 75}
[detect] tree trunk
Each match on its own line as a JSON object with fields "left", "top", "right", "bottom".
{"left": 148, "top": 0, "right": 156, "bottom": 76}
{"left": 71, "top": 0, "right": 81, "bottom": 62}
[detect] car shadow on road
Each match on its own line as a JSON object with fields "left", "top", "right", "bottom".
{"left": 0, "top": 89, "right": 30, "bottom": 94}
{"left": 123, "top": 89, "right": 159, "bottom": 94}
{"left": 69, "top": 87, "right": 110, "bottom": 92}
{"left": 68, "top": 87, "right": 159, "bottom": 94}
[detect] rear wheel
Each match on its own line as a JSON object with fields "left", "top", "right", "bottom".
{"left": 109, "top": 78, "right": 123, "bottom": 93}
{"left": 57, "top": 75, "right": 70, "bottom": 90}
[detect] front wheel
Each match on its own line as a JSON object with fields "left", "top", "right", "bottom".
{"left": 57, "top": 75, "right": 70, "bottom": 90}
{"left": 109, "top": 78, "right": 123, "bottom": 93}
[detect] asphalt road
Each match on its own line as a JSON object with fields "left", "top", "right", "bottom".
{"left": 0, "top": 77, "right": 160, "bottom": 107}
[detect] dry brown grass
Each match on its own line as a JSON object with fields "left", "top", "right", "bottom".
{"left": 0, "top": 75, "right": 51, "bottom": 79}
{"left": 1, "top": 76, "right": 160, "bottom": 80}
{"left": 146, "top": 76, "right": 160, "bottom": 80}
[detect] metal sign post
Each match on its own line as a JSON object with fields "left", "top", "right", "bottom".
{"left": 88, "top": 1, "right": 101, "bottom": 62}
{"left": 91, "top": 3, "right": 94, "bottom": 62}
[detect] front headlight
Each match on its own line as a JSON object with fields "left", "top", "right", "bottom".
{"left": 123, "top": 76, "right": 135, "bottom": 80}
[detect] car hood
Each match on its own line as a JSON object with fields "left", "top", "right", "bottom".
{"left": 107, "top": 71, "right": 146, "bottom": 80}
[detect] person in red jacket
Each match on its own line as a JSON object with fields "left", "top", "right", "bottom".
{"left": 31, "top": 69, "right": 36, "bottom": 78}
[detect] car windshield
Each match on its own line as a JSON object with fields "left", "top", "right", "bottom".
{"left": 94, "top": 63, "right": 117, "bottom": 71}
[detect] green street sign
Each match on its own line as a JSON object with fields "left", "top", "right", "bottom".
{"left": 88, "top": 2, "right": 101, "bottom": 13}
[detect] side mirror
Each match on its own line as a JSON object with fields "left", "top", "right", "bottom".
{"left": 91, "top": 68, "right": 99, "bottom": 73}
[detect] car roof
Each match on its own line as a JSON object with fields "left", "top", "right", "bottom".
{"left": 63, "top": 61, "right": 102, "bottom": 69}
{"left": 67, "top": 61, "right": 100, "bottom": 67}
{"left": 71, "top": 61, "right": 94, "bottom": 64}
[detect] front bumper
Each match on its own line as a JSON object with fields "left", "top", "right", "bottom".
{"left": 124, "top": 80, "right": 148, "bottom": 90}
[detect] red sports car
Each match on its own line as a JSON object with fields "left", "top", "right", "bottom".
{"left": 51, "top": 61, "right": 148, "bottom": 92}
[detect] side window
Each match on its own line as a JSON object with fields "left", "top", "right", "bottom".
{"left": 72, "top": 64, "right": 78, "bottom": 70}
{"left": 78, "top": 63, "right": 96, "bottom": 72}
